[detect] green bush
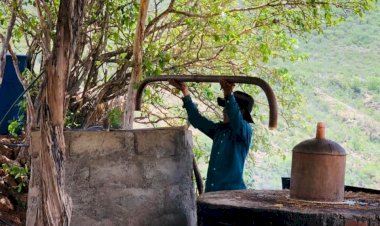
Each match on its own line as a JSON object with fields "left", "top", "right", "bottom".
{"left": 367, "top": 76, "right": 380, "bottom": 93}
{"left": 64, "top": 111, "right": 81, "bottom": 129}
{"left": 7, "top": 100, "right": 26, "bottom": 136}
{"left": 7, "top": 115, "right": 24, "bottom": 137}
{"left": 2, "top": 163, "right": 29, "bottom": 192}
{"left": 107, "top": 107, "right": 123, "bottom": 129}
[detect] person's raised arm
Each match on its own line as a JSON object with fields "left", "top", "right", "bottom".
{"left": 169, "top": 79, "right": 189, "bottom": 97}
{"left": 169, "top": 79, "right": 217, "bottom": 139}
{"left": 220, "top": 79, "right": 252, "bottom": 143}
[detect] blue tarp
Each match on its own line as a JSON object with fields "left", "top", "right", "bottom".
{"left": 0, "top": 55, "right": 27, "bottom": 135}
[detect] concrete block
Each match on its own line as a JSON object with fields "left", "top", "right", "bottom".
{"left": 89, "top": 161, "right": 145, "bottom": 188}
{"left": 71, "top": 216, "right": 113, "bottom": 226}
{"left": 66, "top": 131, "right": 131, "bottom": 156}
{"left": 134, "top": 128, "right": 182, "bottom": 158}
{"left": 142, "top": 158, "right": 192, "bottom": 188}
{"left": 163, "top": 185, "right": 197, "bottom": 224}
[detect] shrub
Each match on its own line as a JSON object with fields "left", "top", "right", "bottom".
{"left": 7, "top": 115, "right": 24, "bottom": 137}
{"left": 107, "top": 107, "right": 123, "bottom": 129}
{"left": 2, "top": 163, "right": 29, "bottom": 192}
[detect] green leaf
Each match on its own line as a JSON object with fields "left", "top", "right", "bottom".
{"left": 213, "top": 34, "right": 220, "bottom": 42}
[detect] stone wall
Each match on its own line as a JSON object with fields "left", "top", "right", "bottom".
{"left": 31, "top": 127, "right": 196, "bottom": 226}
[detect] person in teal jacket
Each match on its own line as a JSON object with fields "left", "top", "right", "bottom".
{"left": 169, "top": 79, "right": 254, "bottom": 192}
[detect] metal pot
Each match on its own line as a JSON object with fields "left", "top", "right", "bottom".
{"left": 290, "top": 122, "right": 346, "bottom": 202}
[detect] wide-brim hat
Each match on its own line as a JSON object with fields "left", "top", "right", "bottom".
{"left": 217, "top": 91, "right": 254, "bottom": 123}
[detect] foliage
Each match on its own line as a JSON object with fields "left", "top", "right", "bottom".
{"left": 0, "top": 0, "right": 376, "bottom": 126}
{"left": 2, "top": 163, "right": 29, "bottom": 192}
{"left": 107, "top": 107, "right": 123, "bottom": 129}
{"left": 7, "top": 116, "right": 23, "bottom": 137}
{"left": 64, "top": 111, "right": 81, "bottom": 129}
{"left": 255, "top": 3, "right": 380, "bottom": 189}
{"left": 7, "top": 100, "right": 26, "bottom": 137}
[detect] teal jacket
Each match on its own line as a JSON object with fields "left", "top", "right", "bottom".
{"left": 182, "top": 95, "right": 253, "bottom": 192}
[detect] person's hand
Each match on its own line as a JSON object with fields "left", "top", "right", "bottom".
{"left": 169, "top": 79, "right": 189, "bottom": 96}
{"left": 220, "top": 79, "right": 235, "bottom": 96}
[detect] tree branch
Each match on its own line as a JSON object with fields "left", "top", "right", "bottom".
{"left": 171, "top": 0, "right": 342, "bottom": 19}
{"left": 34, "top": 0, "right": 52, "bottom": 56}
{"left": 145, "top": 0, "right": 176, "bottom": 36}
{"left": 0, "top": 0, "right": 21, "bottom": 86}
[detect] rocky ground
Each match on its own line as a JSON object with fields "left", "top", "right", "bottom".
{"left": 0, "top": 135, "right": 28, "bottom": 226}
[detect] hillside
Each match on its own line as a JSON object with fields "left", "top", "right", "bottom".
{"left": 252, "top": 6, "right": 380, "bottom": 189}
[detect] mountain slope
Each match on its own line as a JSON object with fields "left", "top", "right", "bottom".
{"left": 253, "top": 6, "right": 380, "bottom": 189}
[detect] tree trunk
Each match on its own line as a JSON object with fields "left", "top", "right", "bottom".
{"left": 123, "top": 0, "right": 150, "bottom": 129}
{"left": 26, "top": 0, "right": 84, "bottom": 225}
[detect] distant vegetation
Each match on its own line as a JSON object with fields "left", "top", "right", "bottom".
{"left": 252, "top": 5, "right": 380, "bottom": 189}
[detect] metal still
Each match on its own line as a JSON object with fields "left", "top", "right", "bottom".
{"left": 290, "top": 122, "right": 346, "bottom": 202}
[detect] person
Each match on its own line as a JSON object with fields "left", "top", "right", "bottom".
{"left": 169, "top": 79, "right": 254, "bottom": 192}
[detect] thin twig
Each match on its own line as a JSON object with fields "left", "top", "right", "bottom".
{"left": 0, "top": 0, "right": 21, "bottom": 85}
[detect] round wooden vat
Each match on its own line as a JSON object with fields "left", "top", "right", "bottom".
{"left": 197, "top": 190, "right": 380, "bottom": 226}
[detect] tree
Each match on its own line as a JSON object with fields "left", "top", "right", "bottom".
{"left": 25, "top": 0, "right": 84, "bottom": 225}
{"left": 124, "top": 0, "right": 150, "bottom": 129}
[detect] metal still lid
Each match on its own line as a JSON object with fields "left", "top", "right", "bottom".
{"left": 292, "top": 122, "right": 346, "bottom": 156}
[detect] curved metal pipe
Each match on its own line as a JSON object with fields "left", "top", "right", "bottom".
{"left": 135, "top": 75, "right": 278, "bottom": 129}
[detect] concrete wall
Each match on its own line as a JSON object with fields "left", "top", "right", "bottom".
{"left": 31, "top": 127, "right": 196, "bottom": 226}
